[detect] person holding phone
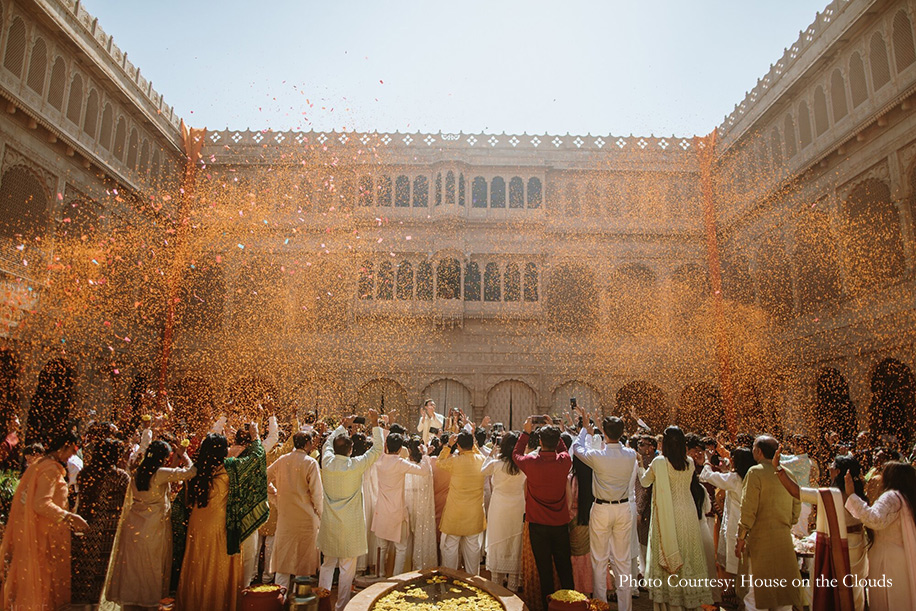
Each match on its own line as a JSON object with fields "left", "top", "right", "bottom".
{"left": 417, "top": 399, "right": 445, "bottom": 444}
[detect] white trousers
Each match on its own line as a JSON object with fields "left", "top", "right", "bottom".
{"left": 319, "top": 555, "right": 358, "bottom": 611}
{"left": 440, "top": 532, "right": 482, "bottom": 575}
{"left": 241, "top": 531, "right": 259, "bottom": 586}
{"left": 261, "top": 534, "right": 276, "bottom": 582}
{"left": 275, "top": 572, "right": 290, "bottom": 593}
{"left": 589, "top": 502, "right": 633, "bottom": 610}
{"left": 377, "top": 522, "right": 410, "bottom": 577}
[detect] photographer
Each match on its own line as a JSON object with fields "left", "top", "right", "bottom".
{"left": 416, "top": 400, "right": 445, "bottom": 444}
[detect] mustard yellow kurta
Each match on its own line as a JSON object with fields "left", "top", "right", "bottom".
{"left": 738, "top": 462, "right": 806, "bottom": 609}
{"left": 176, "top": 467, "right": 245, "bottom": 611}
{"left": 0, "top": 457, "right": 71, "bottom": 611}
{"left": 437, "top": 446, "right": 486, "bottom": 536}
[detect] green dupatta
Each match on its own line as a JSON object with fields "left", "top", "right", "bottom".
{"left": 225, "top": 439, "right": 269, "bottom": 555}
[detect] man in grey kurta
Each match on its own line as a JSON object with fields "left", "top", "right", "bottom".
{"left": 317, "top": 411, "right": 384, "bottom": 611}
{"left": 736, "top": 435, "right": 806, "bottom": 611}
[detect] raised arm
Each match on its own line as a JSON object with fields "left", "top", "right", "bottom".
{"left": 845, "top": 489, "right": 904, "bottom": 530}
{"left": 323, "top": 425, "right": 348, "bottom": 464}
{"left": 263, "top": 415, "right": 280, "bottom": 453}
{"left": 700, "top": 464, "right": 743, "bottom": 494}
{"left": 638, "top": 457, "right": 657, "bottom": 487}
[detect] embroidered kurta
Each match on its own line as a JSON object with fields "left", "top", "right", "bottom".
{"left": 699, "top": 464, "right": 744, "bottom": 574}
{"left": 268, "top": 448, "right": 323, "bottom": 576}
{"left": 405, "top": 466, "right": 437, "bottom": 570}
{"left": 0, "top": 457, "right": 71, "bottom": 611}
{"left": 371, "top": 452, "right": 430, "bottom": 543}
{"left": 482, "top": 455, "right": 526, "bottom": 574}
{"left": 318, "top": 426, "right": 384, "bottom": 558}
{"left": 738, "top": 462, "right": 806, "bottom": 609}
{"left": 437, "top": 445, "right": 486, "bottom": 536}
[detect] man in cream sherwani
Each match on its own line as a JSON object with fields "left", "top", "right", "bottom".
{"left": 371, "top": 432, "right": 431, "bottom": 576}
{"left": 318, "top": 410, "right": 384, "bottom": 611}
{"left": 417, "top": 399, "right": 445, "bottom": 444}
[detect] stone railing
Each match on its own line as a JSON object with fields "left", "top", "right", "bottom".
{"left": 203, "top": 129, "right": 696, "bottom": 155}
{"left": 716, "top": 0, "right": 858, "bottom": 147}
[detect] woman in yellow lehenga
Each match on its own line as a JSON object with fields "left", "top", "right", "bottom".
{"left": 176, "top": 422, "right": 268, "bottom": 611}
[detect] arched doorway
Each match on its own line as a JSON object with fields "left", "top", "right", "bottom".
{"left": 421, "top": 379, "right": 472, "bottom": 416}
{"left": 815, "top": 368, "right": 857, "bottom": 443}
{"left": 357, "top": 379, "right": 408, "bottom": 427}
{"left": 616, "top": 381, "right": 667, "bottom": 433}
{"left": 485, "top": 380, "right": 537, "bottom": 430}
{"left": 27, "top": 358, "right": 75, "bottom": 446}
{"left": 677, "top": 382, "right": 724, "bottom": 435}
{"left": 868, "top": 358, "right": 915, "bottom": 444}
{"left": 170, "top": 376, "right": 215, "bottom": 434}
{"left": 551, "top": 380, "right": 602, "bottom": 414}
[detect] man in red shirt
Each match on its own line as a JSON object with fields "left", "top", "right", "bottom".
{"left": 513, "top": 416, "right": 575, "bottom": 608}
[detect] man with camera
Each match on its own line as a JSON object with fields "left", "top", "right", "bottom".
{"left": 417, "top": 399, "right": 445, "bottom": 444}
{"left": 512, "top": 414, "right": 575, "bottom": 609}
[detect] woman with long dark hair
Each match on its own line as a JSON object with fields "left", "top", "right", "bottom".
{"left": 108, "top": 439, "right": 194, "bottom": 609}
{"left": 773, "top": 449, "right": 867, "bottom": 610}
{"left": 72, "top": 437, "right": 130, "bottom": 604}
{"left": 404, "top": 435, "right": 437, "bottom": 570}
{"left": 844, "top": 461, "right": 916, "bottom": 610}
{"left": 638, "top": 426, "right": 713, "bottom": 610}
{"left": 699, "top": 446, "right": 754, "bottom": 580}
{"left": 481, "top": 431, "right": 526, "bottom": 591}
{"left": 176, "top": 423, "right": 268, "bottom": 611}
{"left": 0, "top": 431, "right": 88, "bottom": 609}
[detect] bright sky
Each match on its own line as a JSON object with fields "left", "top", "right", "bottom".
{"left": 82, "top": 1, "right": 828, "bottom": 137}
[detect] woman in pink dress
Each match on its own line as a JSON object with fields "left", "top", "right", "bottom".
{"left": 0, "top": 432, "right": 89, "bottom": 610}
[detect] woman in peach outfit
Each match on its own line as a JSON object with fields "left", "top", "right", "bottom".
{"left": 0, "top": 432, "right": 89, "bottom": 610}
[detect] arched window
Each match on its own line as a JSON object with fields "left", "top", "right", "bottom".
{"left": 504, "top": 263, "right": 520, "bottom": 301}
{"left": 524, "top": 263, "right": 538, "bottom": 302}
{"left": 794, "top": 209, "right": 843, "bottom": 310}
{"left": 99, "top": 103, "right": 113, "bottom": 150}
{"left": 358, "top": 261, "right": 374, "bottom": 300}
{"left": 113, "top": 117, "right": 127, "bottom": 160}
{"left": 458, "top": 173, "right": 466, "bottom": 206}
{"left": 47, "top": 57, "right": 65, "bottom": 110}
{"left": 769, "top": 128, "right": 783, "bottom": 168}
{"left": 377, "top": 261, "right": 393, "bottom": 300}
{"left": 831, "top": 69, "right": 848, "bottom": 121}
{"left": 66, "top": 73, "right": 82, "bottom": 125}
{"left": 416, "top": 261, "right": 433, "bottom": 300}
{"left": 849, "top": 52, "right": 868, "bottom": 107}
{"left": 844, "top": 179, "right": 905, "bottom": 291}
{"left": 413, "top": 175, "right": 428, "bottom": 207}
{"left": 893, "top": 10, "right": 916, "bottom": 72}
{"left": 436, "top": 258, "right": 460, "bottom": 299}
{"left": 83, "top": 89, "right": 99, "bottom": 137}
{"left": 377, "top": 175, "right": 392, "bottom": 206}
{"left": 151, "top": 149, "right": 161, "bottom": 181}
{"left": 816, "top": 369, "right": 857, "bottom": 442}
{"left": 484, "top": 263, "right": 501, "bottom": 301}
{"left": 26, "top": 38, "right": 47, "bottom": 94}
{"left": 126, "top": 128, "right": 139, "bottom": 169}
{"left": 509, "top": 177, "right": 524, "bottom": 208}
{"left": 358, "top": 175, "right": 373, "bottom": 206}
{"left": 783, "top": 114, "right": 797, "bottom": 158}
{"left": 395, "top": 175, "right": 409, "bottom": 207}
{"left": 472, "top": 177, "right": 487, "bottom": 208}
{"left": 464, "top": 262, "right": 481, "bottom": 301}
{"left": 434, "top": 173, "right": 442, "bottom": 206}
{"left": 870, "top": 32, "right": 892, "bottom": 90}
{"left": 868, "top": 359, "right": 916, "bottom": 443}
{"left": 813, "top": 86, "right": 829, "bottom": 136}
{"left": 445, "top": 171, "right": 455, "bottom": 205}
{"left": 797, "top": 101, "right": 813, "bottom": 148}
{"left": 0, "top": 166, "right": 49, "bottom": 241}
{"left": 490, "top": 177, "right": 506, "bottom": 208}
{"left": 527, "top": 177, "right": 542, "bottom": 208}
{"left": 138, "top": 139, "right": 151, "bottom": 175}
{"left": 3, "top": 18, "right": 27, "bottom": 77}
{"left": 565, "top": 182, "right": 580, "bottom": 216}
{"left": 396, "top": 261, "right": 413, "bottom": 300}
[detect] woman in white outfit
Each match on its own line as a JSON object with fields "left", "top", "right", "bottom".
{"left": 482, "top": 431, "right": 527, "bottom": 591}
{"left": 698, "top": 447, "right": 755, "bottom": 577}
{"left": 405, "top": 436, "right": 438, "bottom": 570}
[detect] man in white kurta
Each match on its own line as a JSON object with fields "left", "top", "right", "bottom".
{"left": 372, "top": 433, "right": 431, "bottom": 576}
{"left": 416, "top": 400, "right": 445, "bottom": 444}
{"left": 268, "top": 432, "right": 323, "bottom": 592}
{"left": 318, "top": 412, "right": 384, "bottom": 611}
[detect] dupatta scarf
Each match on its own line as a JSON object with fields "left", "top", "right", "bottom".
{"left": 651, "top": 456, "right": 683, "bottom": 574}
{"left": 812, "top": 488, "right": 854, "bottom": 611}
{"left": 225, "top": 440, "right": 268, "bottom": 555}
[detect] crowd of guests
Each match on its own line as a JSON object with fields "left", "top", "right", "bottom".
{"left": 0, "top": 399, "right": 913, "bottom": 611}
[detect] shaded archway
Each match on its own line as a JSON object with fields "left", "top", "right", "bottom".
{"left": 615, "top": 381, "right": 667, "bottom": 433}
{"left": 421, "top": 379, "right": 471, "bottom": 415}
{"left": 677, "top": 382, "right": 724, "bottom": 435}
{"left": 27, "top": 358, "right": 75, "bottom": 446}
{"left": 867, "top": 358, "right": 915, "bottom": 444}
{"left": 551, "top": 380, "right": 602, "bottom": 414}
{"left": 485, "top": 380, "right": 537, "bottom": 430}
{"left": 842, "top": 179, "right": 905, "bottom": 292}
{"left": 169, "top": 376, "right": 215, "bottom": 434}
{"left": 357, "top": 379, "right": 408, "bottom": 427}
{"left": 815, "top": 368, "right": 857, "bottom": 443}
